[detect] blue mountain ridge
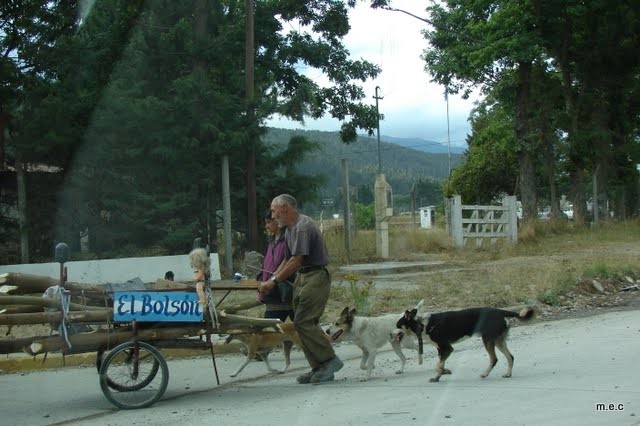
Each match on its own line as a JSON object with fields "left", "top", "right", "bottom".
{"left": 374, "top": 134, "right": 466, "bottom": 155}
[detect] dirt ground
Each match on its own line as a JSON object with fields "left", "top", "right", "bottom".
{"left": 407, "top": 240, "right": 640, "bottom": 323}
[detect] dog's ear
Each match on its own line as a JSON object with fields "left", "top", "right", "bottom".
{"left": 403, "top": 310, "right": 411, "bottom": 320}
{"left": 340, "top": 307, "right": 349, "bottom": 316}
{"left": 348, "top": 308, "right": 357, "bottom": 318}
{"left": 409, "top": 308, "right": 418, "bottom": 319}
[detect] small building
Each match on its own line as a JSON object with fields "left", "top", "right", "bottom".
{"left": 419, "top": 206, "right": 436, "bottom": 229}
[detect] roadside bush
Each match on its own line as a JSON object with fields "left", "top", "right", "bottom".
{"left": 354, "top": 202, "right": 375, "bottom": 230}
{"left": 343, "top": 273, "right": 375, "bottom": 315}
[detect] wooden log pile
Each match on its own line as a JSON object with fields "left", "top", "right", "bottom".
{"left": 0, "top": 272, "right": 279, "bottom": 356}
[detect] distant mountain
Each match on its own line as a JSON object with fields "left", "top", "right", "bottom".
{"left": 378, "top": 135, "right": 467, "bottom": 155}
{"left": 264, "top": 128, "right": 465, "bottom": 196}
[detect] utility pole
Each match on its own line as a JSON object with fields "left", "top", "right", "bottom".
{"left": 342, "top": 159, "right": 352, "bottom": 262}
{"left": 222, "top": 156, "right": 233, "bottom": 275}
{"left": 374, "top": 86, "right": 383, "bottom": 174}
{"left": 373, "top": 87, "right": 391, "bottom": 259}
{"left": 445, "top": 89, "right": 451, "bottom": 187}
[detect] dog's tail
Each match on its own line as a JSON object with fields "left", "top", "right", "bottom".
{"left": 502, "top": 306, "right": 535, "bottom": 321}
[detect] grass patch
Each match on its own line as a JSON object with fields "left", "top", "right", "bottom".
{"left": 229, "top": 220, "right": 639, "bottom": 322}
{"left": 331, "top": 273, "right": 375, "bottom": 315}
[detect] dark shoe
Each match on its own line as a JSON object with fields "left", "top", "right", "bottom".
{"left": 310, "top": 356, "right": 343, "bottom": 383}
{"left": 310, "top": 372, "right": 334, "bottom": 383}
{"left": 296, "top": 369, "right": 317, "bottom": 384}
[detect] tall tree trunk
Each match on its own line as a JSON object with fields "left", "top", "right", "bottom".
{"left": 553, "top": 14, "right": 587, "bottom": 225}
{"left": 15, "top": 153, "right": 29, "bottom": 263}
{"left": 548, "top": 171, "right": 559, "bottom": 217}
{"left": 571, "top": 169, "right": 587, "bottom": 225}
{"left": 515, "top": 62, "right": 537, "bottom": 221}
{"left": 245, "top": 0, "right": 258, "bottom": 251}
{"left": 0, "top": 111, "right": 5, "bottom": 170}
{"left": 193, "top": 0, "right": 213, "bottom": 245}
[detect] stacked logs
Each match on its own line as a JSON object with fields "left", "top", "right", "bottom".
{"left": 0, "top": 272, "right": 279, "bottom": 356}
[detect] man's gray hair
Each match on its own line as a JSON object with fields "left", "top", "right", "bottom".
{"left": 273, "top": 194, "right": 297, "bottom": 208}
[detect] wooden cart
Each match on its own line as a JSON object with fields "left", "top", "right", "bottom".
{"left": 0, "top": 273, "right": 279, "bottom": 410}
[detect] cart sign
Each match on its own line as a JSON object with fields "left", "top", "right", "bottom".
{"left": 114, "top": 292, "right": 203, "bottom": 322}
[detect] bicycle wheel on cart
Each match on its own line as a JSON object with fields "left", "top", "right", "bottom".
{"left": 99, "top": 341, "right": 169, "bottom": 409}
{"left": 97, "top": 347, "right": 161, "bottom": 392}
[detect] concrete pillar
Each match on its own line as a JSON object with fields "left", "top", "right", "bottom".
{"left": 450, "top": 195, "right": 463, "bottom": 247}
{"left": 374, "top": 173, "right": 393, "bottom": 258}
{"left": 503, "top": 195, "right": 518, "bottom": 244}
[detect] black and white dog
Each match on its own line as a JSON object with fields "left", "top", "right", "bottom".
{"left": 394, "top": 306, "right": 534, "bottom": 382}
{"left": 326, "top": 300, "right": 424, "bottom": 381}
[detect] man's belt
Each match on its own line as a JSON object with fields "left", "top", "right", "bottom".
{"left": 297, "top": 265, "right": 326, "bottom": 274}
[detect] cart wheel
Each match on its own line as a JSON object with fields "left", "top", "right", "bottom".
{"left": 99, "top": 341, "right": 169, "bottom": 409}
{"left": 97, "top": 347, "right": 161, "bottom": 392}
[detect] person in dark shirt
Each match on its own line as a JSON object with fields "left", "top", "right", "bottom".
{"left": 258, "top": 208, "right": 294, "bottom": 321}
{"left": 259, "top": 194, "right": 342, "bottom": 384}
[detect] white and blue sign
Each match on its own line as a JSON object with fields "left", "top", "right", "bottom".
{"left": 113, "top": 292, "right": 203, "bottom": 322}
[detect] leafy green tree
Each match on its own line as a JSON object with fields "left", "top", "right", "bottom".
{"left": 421, "top": 0, "right": 545, "bottom": 221}
{"left": 378, "top": 0, "right": 639, "bottom": 222}
{"left": 536, "top": 0, "right": 640, "bottom": 221}
{"left": 1, "top": 1, "right": 83, "bottom": 261}
{"left": 414, "top": 177, "right": 443, "bottom": 207}
{"left": 450, "top": 98, "right": 518, "bottom": 204}
{"left": 355, "top": 184, "right": 374, "bottom": 205}
{"left": 46, "top": 0, "right": 382, "bottom": 256}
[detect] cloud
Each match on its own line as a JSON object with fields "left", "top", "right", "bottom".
{"left": 266, "top": 1, "right": 480, "bottom": 148}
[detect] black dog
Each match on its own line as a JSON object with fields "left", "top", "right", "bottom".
{"left": 395, "top": 307, "right": 534, "bottom": 382}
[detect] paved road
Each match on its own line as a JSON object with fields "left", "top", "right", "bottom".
{"left": 2, "top": 310, "right": 639, "bottom": 426}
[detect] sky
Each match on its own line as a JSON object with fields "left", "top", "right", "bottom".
{"left": 265, "top": 1, "right": 480, "bottom": 149}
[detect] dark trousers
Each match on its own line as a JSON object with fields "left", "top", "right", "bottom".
{"left": 292, "top": 269, "right": 335, "bottom": 370}
{"left": 264, "top": 309, "right": 295, "bottom": 322}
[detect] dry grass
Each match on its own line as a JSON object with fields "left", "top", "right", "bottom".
{"left": 160, "top": 220, "right": 640, "bottom": 324}
{"left": 3, "top": 220, "right": 637, "bottom": 374}
{"left": 319, "top": 219, "right": 640, "bottom": 322}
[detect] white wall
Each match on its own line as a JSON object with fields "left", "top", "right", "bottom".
{"left": 0, "top": 254, "right": 221, "bottom": 284}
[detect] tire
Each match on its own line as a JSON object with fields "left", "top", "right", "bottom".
{"left": 99, "top": 341, "right": 169, "bottom": 409}
{"left": 97, "top": 347, "right": 160, "bottom": 391}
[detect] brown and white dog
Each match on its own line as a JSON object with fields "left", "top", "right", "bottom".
{"left": 225, "top": 322, "right": 301, "bottom": 377}
{"left": 395, "top": 306, "right": 534, "bottom": 382}
{"left": 325, "top": 300, "right": 424, "bottom": 381}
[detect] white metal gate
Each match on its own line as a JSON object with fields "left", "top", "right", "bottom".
{"left": 445, "top": 195, "right": 518, "bottom": 248}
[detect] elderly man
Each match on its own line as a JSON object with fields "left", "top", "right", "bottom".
{"left": 259, "top": 194, "right": 342, "bottom": 383}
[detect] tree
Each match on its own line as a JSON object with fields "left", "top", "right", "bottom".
{"left": 355, "top": 184, "right": 374, "bottom": 205}
{"left": 28, "top": 0, "right": 382, "bottom": 257}
{"left": 372, "top": 0, "right": 639, "bottom": 221}
{"left": 450, "top": 98, "right": 518, "bottom": 204}
{"left": 1, "top": 1, "right": 83, "bottom": 261}
{"left": 421, "top": 0, "right": 545, "bottom": 221}
{"left": 536, "top": 0, "right": 640, "bottom": 222}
